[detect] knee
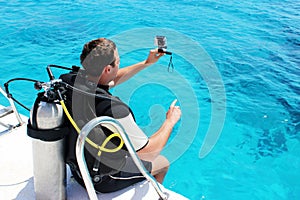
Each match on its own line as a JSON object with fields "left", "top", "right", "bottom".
{"left": 155, "top": 155, "right": 170, "bottom": 172}
{"left": 162, "top": 156, "right": 170, "bottom": 171}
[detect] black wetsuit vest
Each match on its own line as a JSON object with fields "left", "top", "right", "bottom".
{"left": 59, "top": 70, "right": 133, "bottom": 187}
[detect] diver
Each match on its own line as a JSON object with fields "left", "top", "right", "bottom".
{"left": 60, "top": 38, "right": 181, "bottom": 193}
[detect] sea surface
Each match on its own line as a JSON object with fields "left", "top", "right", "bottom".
{"left": 0, "top": 0, "right": 299, "bottom": 199}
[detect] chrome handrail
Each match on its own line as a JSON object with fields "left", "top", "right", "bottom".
{"left": 0, "top": 87, "right": 24, "bottom": 127}
{"left": 76, "top": 116, "right": 168, "bottom": 200}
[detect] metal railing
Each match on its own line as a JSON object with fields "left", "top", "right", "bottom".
{"left": 76, "top": 116, "right": 169, "bottom": 200}
{"left": 0, "top": 87, "right": 24, "bottom": 134}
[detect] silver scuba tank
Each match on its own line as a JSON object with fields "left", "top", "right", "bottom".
{"left": 28, "top": 97, "right": 67, "bottom": 200}
{"left": 31, "top": 101, "right": 64, "bottom": 129}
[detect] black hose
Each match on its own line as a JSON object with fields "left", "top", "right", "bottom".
{"left": 61, "top": 82, "right": 128, "bottom": 105}
{"left": 4, "top": 78, "right": 41, "bottom": 112}
{"left": 3, "top": 64, "right": 121, "bottom": 113}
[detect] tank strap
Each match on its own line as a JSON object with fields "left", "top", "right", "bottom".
{"left": 27, "top": 123, "right": 68, "bottom": 141}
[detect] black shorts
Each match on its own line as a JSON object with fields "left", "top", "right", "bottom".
{"left": 93, "top": 156, "right": 152, "bottom": 193}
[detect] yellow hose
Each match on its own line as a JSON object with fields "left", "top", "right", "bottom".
{"left": 60, "top": 100, "right": 124, "bottom": 156}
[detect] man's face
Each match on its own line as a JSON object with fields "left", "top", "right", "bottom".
{"left": 106, "top": 49, "right": 120, "bottom": 83}
{"left": 114, "top": 49, "right": 120, "bottom": 69}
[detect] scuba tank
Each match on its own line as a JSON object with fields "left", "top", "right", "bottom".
{"left": 27, "top": 83, "right": 68, "bottom": 200}
{"left": 4, "top": 65, "right": 82, "bottom": 199}
{"left": 8, "top": 64, "right": 126, "bottom": 199}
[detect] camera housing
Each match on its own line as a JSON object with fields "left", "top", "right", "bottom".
{"left": 154, "top": 36, "right": 167, "bottom": 50}
{"left": 154, "top": 36, "right": 172, "bottom": 55}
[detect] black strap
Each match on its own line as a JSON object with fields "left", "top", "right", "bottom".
{"left": 168, "top": 55, "right": 174, "bottom": 72}
{"left": 27, "top": 123, "right": 68, "bottom": 141}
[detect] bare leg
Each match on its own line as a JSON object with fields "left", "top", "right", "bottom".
{"left": 150, "top": 155, "right": 170, "bottom": 184}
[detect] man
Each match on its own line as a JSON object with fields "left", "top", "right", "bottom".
{"left": 62, "top": 38, "right": 181, "bottom": 193}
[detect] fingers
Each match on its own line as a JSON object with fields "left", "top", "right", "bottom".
{"left": 151, "top": 49, "right": 165, "bottom": 57}
{"left": 145, "top": 49, "right": 164, "bottom": 65}
{"left": 166, "top": 99, "right": 181, "bottom": 124}
{"left": 170, "top": 99, "right": 177, "bottom": 108}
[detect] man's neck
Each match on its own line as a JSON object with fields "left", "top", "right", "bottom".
{"left": 86, "top": 74, "right": 102, "bottom": 85}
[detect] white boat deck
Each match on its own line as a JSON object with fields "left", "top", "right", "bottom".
{"left": 0, "top": 106, "right": 188, "bottom": 200}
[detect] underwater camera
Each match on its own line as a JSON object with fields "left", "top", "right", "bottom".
{"left": 154, "top": 36, "right": 172, "bottom": 55}
{"left": 154, "top": 35, "right": 174, "bottom": 72}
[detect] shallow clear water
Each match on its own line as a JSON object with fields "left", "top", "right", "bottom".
{"left": 0, "top": 0, "right": 299, "bottom": 199}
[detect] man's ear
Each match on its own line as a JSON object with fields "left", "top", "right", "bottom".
{"left": 103, "top": 65, "right": 111, "bottom": 73}
{"left": 106, "top": 65, "right": 113, "bottom": 73}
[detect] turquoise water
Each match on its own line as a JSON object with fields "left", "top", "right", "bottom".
{"left": 0, "top": 0, "right": 299, "bottom": 199}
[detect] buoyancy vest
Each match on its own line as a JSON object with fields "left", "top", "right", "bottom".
{"left": 59, "top": 70, "right": 132, "bottom": 185}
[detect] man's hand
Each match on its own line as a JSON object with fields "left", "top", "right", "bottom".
{"left": 166, "top": 99, "right": 181, "bottom": 125}
{"left": 145, "top": 49, "right": 164, "bottom": 65}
